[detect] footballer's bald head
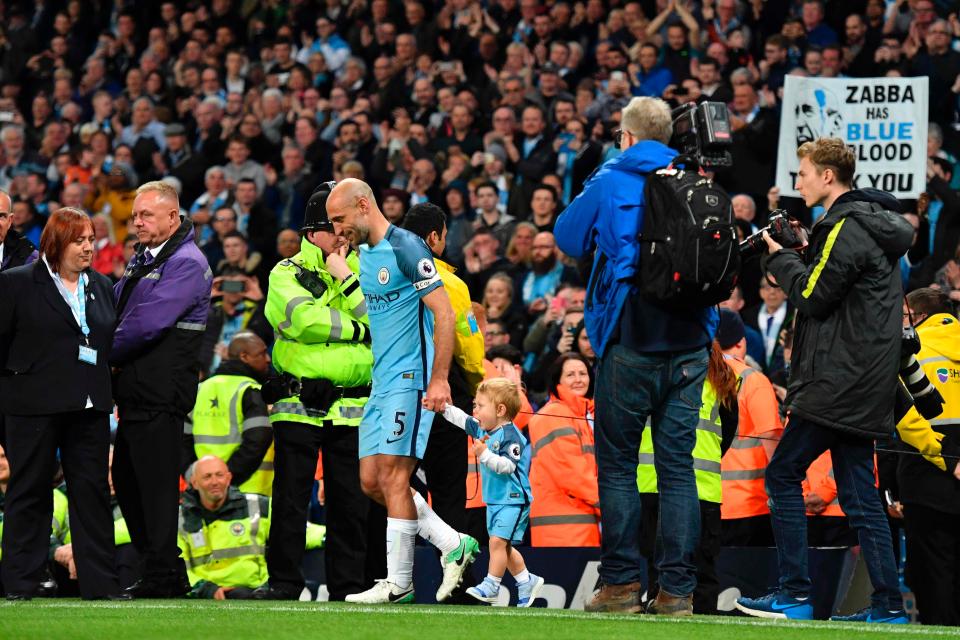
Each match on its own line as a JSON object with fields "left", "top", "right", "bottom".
{"left": 327, "top": 178, "right": 383, "bottom": 245}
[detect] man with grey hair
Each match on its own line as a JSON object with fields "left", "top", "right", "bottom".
{"left": 0, "top": 126, "right": 33, "bottom": 192}
{"left": 112, "top": 181, "right": 213, "bottom": 598}
{"left": 193, "top": 97, "right": 226, "bottom": 164}
{"left": 259, "top": 89, "right": 285, "bottom": 145}
{"left": 556, "top": 96, "right": 716, "bottom": 616}
{"left": 119, "top": 97, "right": 166, "bottom": 153}
{"left": 731, "top": 194, "right": 758, "bottom": 227}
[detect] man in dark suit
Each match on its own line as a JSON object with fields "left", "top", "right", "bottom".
{"left": 0, "top": 190, "right": 37, "bottom": 272}
{"left": 0, "top": 208, "right": 124, "bottom": 600}
{"left": 509, "top": 105, "right": 557, "bottom": 220}
{"left": 742, "top": 275, "right": 794, "bottom": 376}
{"left": 157, "top": 124, "right": 206, "bottom": 205}
{"left": 112, "top": 182, "right": 212, "bottom": 598}
{"left": 715, "top": 85, "right": 779, "bottom": 213}
{"left": 0, "top": 189, "right": 37, "bottom": 449}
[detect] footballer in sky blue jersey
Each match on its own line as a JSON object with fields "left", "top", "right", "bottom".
{"left": 328, "top": 179, "right": 470, "bottom": 607}
{"left": 358, "top": 223, "right": 444, "bottom": 458}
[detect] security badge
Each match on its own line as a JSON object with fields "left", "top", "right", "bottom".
{"left": 230, "top": 521, "right": 246, "bottom": 536}
{"left": 78, "top": 345, "right": 97, "bottom": 365}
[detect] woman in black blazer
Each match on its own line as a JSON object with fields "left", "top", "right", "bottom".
{"left": 0, "top": 208, "right": 126, "bottom": 600}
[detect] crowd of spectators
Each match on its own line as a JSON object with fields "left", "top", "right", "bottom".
{"left": 1, "top": 0, "right": 960, "bottom": 616}
{"left": 2, "top": 0, "right": 960, "bottom": 321}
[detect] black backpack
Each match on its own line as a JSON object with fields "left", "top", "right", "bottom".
{"left": 636, "top": 156, "right": 740, "bottom": 310}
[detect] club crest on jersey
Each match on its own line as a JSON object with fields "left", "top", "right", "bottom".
{"left": 417, "top": 259, "right": 435, "bottom": 278}
{"left": 377, "top": 267, "right": 390, "bottom": 285}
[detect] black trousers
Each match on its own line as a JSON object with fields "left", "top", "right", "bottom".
{"left": 904, "top": 503, "right": 960, "bottom": 626}
{"left": 268, "top": 422, "right": 385, "bottom": 600}
{"left": 113, "top": 410, "right": 186, "bottom": 582}
{"left": 2, "top": 410, "right": 119, "bottom": 598}
{"left": 641, "top": 494, "right": 721, "bottom": 614}
{"left": 806, "top": 515, "right": 858, "bottom": 547}
{"left": 419, "top": 416, "right": 468, "bottom": 532}
{"left": 721, "top": 515, "right": 775, "bottom": 547}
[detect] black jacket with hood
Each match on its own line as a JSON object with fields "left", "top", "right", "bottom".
{"left": 767, "top": 189, "right": 914, "bottom": 438}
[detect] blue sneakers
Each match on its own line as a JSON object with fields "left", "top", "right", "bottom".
{"left": 466, "top": 578, "right": 500, "bottom": 604}
{"left": 831, "top": 608, "right": 909, "bottom": 624}
{"left": 735, "top": 591, "right": 814, "bottom": 620}
{"left": 516, "top": 574, "right": 545, "bottom": 608}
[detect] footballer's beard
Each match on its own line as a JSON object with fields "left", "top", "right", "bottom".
{"left": 350, "top": 223, "right": 371, "bottom": 246}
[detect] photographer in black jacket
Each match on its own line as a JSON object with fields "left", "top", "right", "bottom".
{"left": 735, "top": 138, "right": 913, "bottom": 624}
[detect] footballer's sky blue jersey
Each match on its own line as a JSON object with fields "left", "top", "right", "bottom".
{"left": 360, "top": 224, "right": 443, "bottom": 395}
{"left": 465, "top": 418, "right": 532, "bottom": 506}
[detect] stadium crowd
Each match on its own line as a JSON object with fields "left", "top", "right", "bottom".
{"left": 0, "top": 0, "right": 959, "bottom": 624}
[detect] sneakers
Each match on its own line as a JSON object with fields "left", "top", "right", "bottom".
{"left": 584, "top": 582, "right": 643, "bottom": 613}
{"left": 646, "top": 590, "right": 693, "bottom": 616}
{"left": 466, "top": 578, "right": 500, "bottom": 604}
{"left": 516, "top": 574, "right": 545, "bottom": 608}
{"left": 436, "top": 534, "right": 481, "bottom": 602}
{"left": 735, "top": 591, "right": 814, "bottom": 620}
{"left": 831, "top": 607, "right": 909, "bottom": 624}
{"left": 344, "top": 580, "right": 414, "bottom": 604}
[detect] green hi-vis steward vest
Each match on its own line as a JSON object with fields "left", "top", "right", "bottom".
{"left": 189, "top": 375, "right": 275, "bottom": 496}
{"left": 266, "top": 241, "right": 372, "bottom": 428}
{"left": 636, "top": 381, "right": 722, "bottom": 503}
{"left": 52, "top": 488, "right": 69, "bottom": 545}
{"left": 178, "top": 490, "right": 270, "bottom": 591}
{"left": 113, "top": 503, "right": 131, "bottom": 546}
{"left": 54, "top": 493, "right": 131, "bottom": 547}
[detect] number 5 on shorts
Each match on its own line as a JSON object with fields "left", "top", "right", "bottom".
{"left": 393, "top": 411, "right": 406, "bottom": 437}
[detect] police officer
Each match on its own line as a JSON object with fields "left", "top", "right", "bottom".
{"left": 183, "top": 332, "right": 275, "bottom": 496}
{"left": 254, "top": 183, "right": 385, "bottom": 600}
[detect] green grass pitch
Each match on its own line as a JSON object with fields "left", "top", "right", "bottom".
{"left": 1, "top": 601, "right": 957, "bottom": 639}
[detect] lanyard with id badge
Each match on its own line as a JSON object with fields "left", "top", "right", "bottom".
{"left": 57, "top": 272, "right": 97, "bottom": 365}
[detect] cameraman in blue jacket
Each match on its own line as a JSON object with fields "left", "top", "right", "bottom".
{"left": 554, "top": 97, "right": 718, "bottom": 617}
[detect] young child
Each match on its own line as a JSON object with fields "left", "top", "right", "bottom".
{"left": 442, "top": 378, "right": 544, "bottom": 607}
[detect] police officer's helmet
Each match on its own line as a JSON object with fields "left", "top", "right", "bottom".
{"left": 301, "top": 181, "right": 338, "bottom": 232}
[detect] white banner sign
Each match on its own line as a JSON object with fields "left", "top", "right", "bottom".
{"left": 776, "top": 75, "right": 928, "bottom": 198}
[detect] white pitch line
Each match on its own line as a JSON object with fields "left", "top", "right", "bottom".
{"left": 5, "top": 601, "right": 957, "bottom": 636}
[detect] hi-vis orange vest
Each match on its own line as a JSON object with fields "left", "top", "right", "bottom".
{"left": 466, "top": 360, "right": 532, "bottom": 509}
{"left": 721, "top": 356, "right": 783, "bottom": 520}
{"left": 527, "top": 385, "right": 600, "bottom": 547}
{"left": 803, "top": 451, "right": 845, "bottom": 517}
{"left": 801, "top": 450, "right": 879, "bottom": 517}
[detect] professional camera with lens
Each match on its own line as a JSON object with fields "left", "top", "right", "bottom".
{"left": 900, "top": 324, "right": 945, "bottom": 420}
{"left": 739, "top": 210, "right": 809, "bottom": 258}
{"left": 670, "top": 101, "right": 733, "bottom": 168}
